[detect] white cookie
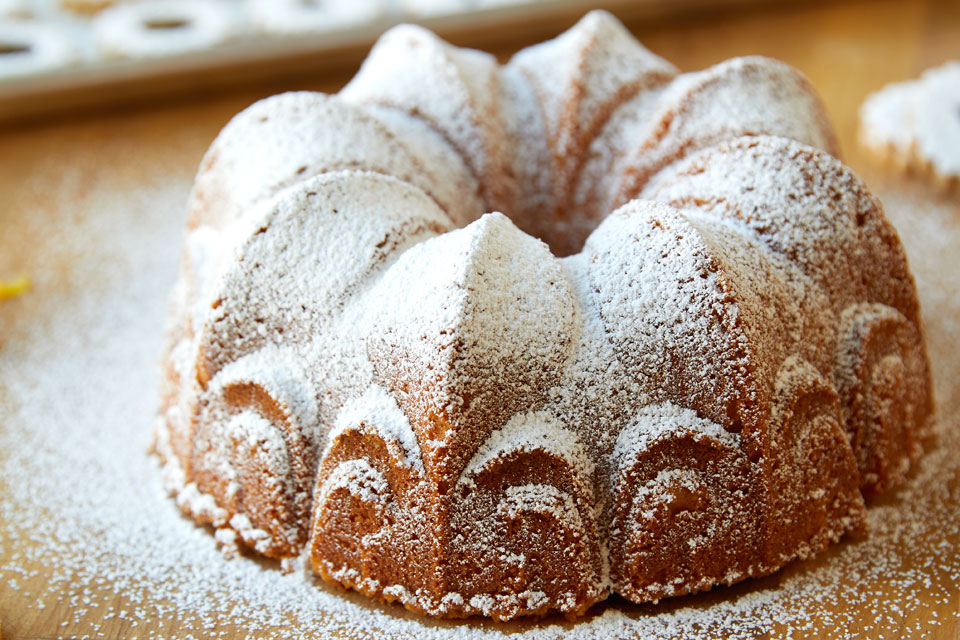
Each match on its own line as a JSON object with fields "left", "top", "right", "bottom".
{"left": 246, "top": 0, "right": 388, "bottom": 35}
{"left": 92, "top": 0, "right": 241, "bottom": 59}
{"left": 0, "top": 0, "right": 37, "bottom": 19}
{"left": 860, "top": 61, "right": 960, "bottom": 188}
{"left": 0, "top": 20, "right": 77, "bottom": 77}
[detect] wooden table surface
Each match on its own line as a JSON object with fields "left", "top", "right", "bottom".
{"left": 1, "top": 0, "right": 959, "bottom": 638}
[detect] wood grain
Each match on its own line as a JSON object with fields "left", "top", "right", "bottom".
{"left": 1, "top": 1, "right": 958, "bottom": 637}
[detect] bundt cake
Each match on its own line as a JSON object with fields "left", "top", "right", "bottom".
{"left": 154, "top": 10, "right": 935, "bottom": 621}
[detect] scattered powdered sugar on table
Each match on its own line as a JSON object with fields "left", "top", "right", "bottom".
{"left": 1, "top": 167, "right": 958, "bottom": 638}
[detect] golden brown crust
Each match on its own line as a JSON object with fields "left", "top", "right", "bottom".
{"left": 835, "top": 303, "right": 935, "bottom": 498}
{"left": 609, "top": 422, "right": 760, "bottom": 602}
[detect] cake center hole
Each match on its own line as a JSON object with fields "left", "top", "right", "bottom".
{"left": 145, "top": 18, "right": 189, "bottom": 30}
{"left": 0, "top": 43, "right": 30, "bottom": 55}
{"left": 507, "top": 207, "right": 598, "bottom": 257}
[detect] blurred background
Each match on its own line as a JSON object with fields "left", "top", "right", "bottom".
{"left": 0, "top": 0, "right": 955, "bottom": 133}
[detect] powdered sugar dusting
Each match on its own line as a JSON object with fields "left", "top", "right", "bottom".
{"left": 361, "top": 103, "right": 485, "bottom": 227}
{"left": 642, "top": 134, "right": 924, "bottom": 359}
{"left": 368, "top": 212, "right": 578, "bottom": 476}
{"left": 612, "top": 402, "right": 739, "bottom": 476}
{"left": 506, "top": 10, "right": 676, "bottom": 254}
{"left": 192, "top": 170, "right": 451, "bottom": 382}
{"left": 327, "top": 385, "right": 425, "bottom": 473}
{"left": 497, "top": 63, "right": 554, "bottom": 234}
{"left": 583, "top": 200, "right": 757, "bottom": 430}
{"left": 859, "top": 61, "right": 960, "bottom": 185}
{"left": 319, "top": 459, "right": 390, "bottom": 507}
{"left": 462, "top": 411, "right": 594, "bottom": 485}
{"left": 341, "top": 24, "right": 511, "bottom": 212}
{"left": 508, "top": 11, "right": 675, "bottom": 161}
{"left": 499, "top": 484, "right": 584, "bottom": 536}
{"left": 0, "top": 151, "right": 957, "bottom": 640}
{"left": 612, "top": 56, "right": 838, "bottom": 215}
{"left": 187, "top": 91, "right": 475, "bottom": 230}
{"left": 212, "top": 344, "right": 321, "bottom": 439}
